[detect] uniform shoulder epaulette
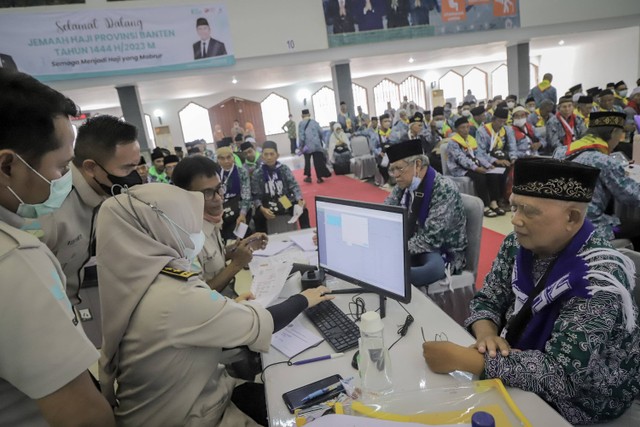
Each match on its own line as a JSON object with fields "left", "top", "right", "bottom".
{"left": 160, "top": 266, "right": 199, "bottom": 281}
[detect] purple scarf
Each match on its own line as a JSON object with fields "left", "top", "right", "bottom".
{"left": 222, "top": 166, "right": 240, "bottom": 200}
{"left": 510, "top": 220, "right": 595, "bottom": 351}
{"left": 261, "top": 162, "right": 285, "bottom": 197}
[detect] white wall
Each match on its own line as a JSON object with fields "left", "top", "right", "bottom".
{"left": 520, "top": 0, "right": 640, "bottom": 28}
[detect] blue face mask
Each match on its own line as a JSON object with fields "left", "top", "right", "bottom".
{"left": 408, "top": 161, "right": 421, "bottom": 192}
{"left": 7, "top": 154, "right": 72, "bottom": 218}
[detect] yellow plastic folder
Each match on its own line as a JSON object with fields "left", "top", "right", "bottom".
{"left": 333, "top": 379, "right": 531, "bottom": 426}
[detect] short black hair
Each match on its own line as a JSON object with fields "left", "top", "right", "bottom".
{"left": 172, "top": 156, "right": 220, "bottom": 189}
{"left": 0, "top": 69, "right": 79, "bottom": 167}
{"left": 73, "top": 115, "right": 138, "bottom": 167}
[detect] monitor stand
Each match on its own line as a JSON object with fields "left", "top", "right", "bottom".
{"left": 327, "top": 288, "right": 387, "bottom": 318}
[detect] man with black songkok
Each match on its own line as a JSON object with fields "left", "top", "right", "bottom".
{"left": 554, "top": 111, "right": 640, "bottom": 246}
{"left": 193, "top": 17, "right": 227, "bottom": 59}
{"left": 384, "top": 140, "right": 467, "bottom": 286}
{"left": 423, "top": 157, "right": 640, "bottom": 425}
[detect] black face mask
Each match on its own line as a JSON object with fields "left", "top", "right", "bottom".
{"left": 95, "top": 164, "right": 143, "bottom": 196}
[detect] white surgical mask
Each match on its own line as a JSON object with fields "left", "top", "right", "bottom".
{"left": 513, "top": 118, "right": 527, "bottom": 127}
{"left": 184, "top": 231, "right": 205, "bottom": 262}
{"left": 618, "top": 90, "right": 628, "bottom": 97}
{"left": 461, "top": 110, "right": 471, "bottom": 117}
{"left": 527, "top": 106, "right": 536, "bottom": 113}
{"left": 507, "top": 101, "right": 516, "bottom": 109}
{"left": 434, "top": 120, "right": 445, "bottom": 129}
{"left": 7, "top": 154, "right": 72, "bottom": 218}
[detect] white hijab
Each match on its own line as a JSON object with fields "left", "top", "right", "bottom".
{"left": 96, "top": 183, "right": 204, "bottom": 404}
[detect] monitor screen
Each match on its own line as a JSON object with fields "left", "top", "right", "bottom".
{"left": 315, "top": 196, "right": 411, "bottom": 303}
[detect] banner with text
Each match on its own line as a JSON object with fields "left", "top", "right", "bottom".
{"left": 0, "top": 4, "right": 234, "bottom": 81}
{"left": 323, "top": 0, "right": 520, "bottom": 47}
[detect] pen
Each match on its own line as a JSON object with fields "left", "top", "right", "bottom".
{"left": 291, "top": 353, "right": 344, "bottom": 366}
{"left": 300, "top": 381, "right": 343, "bottom": 403}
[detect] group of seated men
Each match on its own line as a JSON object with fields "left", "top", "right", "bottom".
{"left": 2, "top": 66, "right": 640, "bottom": 426}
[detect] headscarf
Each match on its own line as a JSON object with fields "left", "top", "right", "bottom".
{"left": 96, "top": 183, "right": 204, "bottom": 404}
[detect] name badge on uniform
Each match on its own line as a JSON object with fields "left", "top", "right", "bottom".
{"left": 278, "top": 195, "right": 293, "bottom": 209}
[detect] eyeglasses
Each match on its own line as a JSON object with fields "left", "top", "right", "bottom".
{"left": 200, "top": 183, "right": 225, "bottom": 201}
{"left": 510, "top": 203, "right": 542, "bottom": 219}
{"left": 388, "top": 162, "right": 412, "bottom": 176}
{"left": 421, "top": 327, "right": 448, "bottom": 343}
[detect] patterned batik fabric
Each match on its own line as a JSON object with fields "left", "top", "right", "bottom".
{"left": 554, "top": 143, "right": 640, "bottom": 239}
{"left": 466, "top": 232, "right": 640, "bottom": 425}
{"left": 384, "top": 172, "right": 468, "bottom": 274}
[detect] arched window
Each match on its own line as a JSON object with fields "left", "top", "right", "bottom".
{"left": 463, "top": 68, "right": 488, "bottom": 103}
{"left": 373, "top": 78, "right": 399, "bottom": 117}
{"left": 529, "top": 63, "right": 539, "bottom": 86}
{"left": 261, "top": 93, "right": 290, "bottom": 136}
{"left": 178, "top": 102, "right": 214, "bottom": 144}
{"left": 399, "top": 75, "right": 427, "bottom": 110}
{"left": 311, "top": 86, "right": 335, "bottom": 127}
{"left": 491, "top": 64, "right": 509, "bottom": 99}
{"left": 438, "top": 71, "right": 463, "bottom": 106}
{"left": 144, "top": 114, "right": 156, "bottom": 149}
{"left": 352, "top": 83, "right": 369, "bottom": 115}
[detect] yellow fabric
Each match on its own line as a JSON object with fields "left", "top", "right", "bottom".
{"left": 534, "top": 108, "right": 545, "bottom": 127}
{"left": 538, "top": 79, "right": 551, "bottom": 92}
{"left": 378, "top": 128, "right": 391, "bottom": 138}
{"left": 484, "top": 123, "right": 506, "bottom": 149}
{"left": 566, "top": 134, "right": 609, "bottom": 155}
{"left": 451, "top": 132, "right": 478, "bottom": 150}
{"left": 614, "top": 93, "right": 629, "bottom": 106}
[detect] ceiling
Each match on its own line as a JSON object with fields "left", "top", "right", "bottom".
{"left": 50, "top": 26, "right": 633, "bottom": 112}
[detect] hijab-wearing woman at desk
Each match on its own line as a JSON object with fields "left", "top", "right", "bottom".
{"left": 96, "top": 183, "right": 332, "bottom": 427}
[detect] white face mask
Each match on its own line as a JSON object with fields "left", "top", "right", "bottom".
{"left": 184, "top": 231, "right": 205, "bottom": 262}
{"left": 7, "top": 154, "right": 72, "bottom": 218}
{"left": 461, "top": 110, "right": 471, "bottom": 117}
{"left": 618, "top": 90, "right": 628, "bottom": 97}
{"left": 507, "top": 101, "right": 516, "bottom": 109}
{"left": 527, "top": 106, "right": 536, "bottom": 113}
{"left": 434, "top": 120, "right": 445, "bottom": 129}
{"left": 513, "top": 118, "right": 527, "bottom": 128}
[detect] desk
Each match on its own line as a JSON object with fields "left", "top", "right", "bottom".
{"left": 258, "top": 239, "right": 572, "bottom": 426}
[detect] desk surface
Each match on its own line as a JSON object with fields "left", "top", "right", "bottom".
{"left": 257, "top": 235, "right": 572, "bottom": 427}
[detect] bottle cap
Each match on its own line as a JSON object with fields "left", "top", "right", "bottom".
{"left": 471, "top": 411, "right": 495, "bottom": 427}
{"left": 360, "top": 311, "right": 383, "bottom": 334}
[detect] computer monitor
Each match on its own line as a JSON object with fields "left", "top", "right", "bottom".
{"left": 315, "top": 196, "right": 411, "bottom": 304}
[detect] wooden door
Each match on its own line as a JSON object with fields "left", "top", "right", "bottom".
{"left": 209, "top": 97, "right": 266, "bottom": 146}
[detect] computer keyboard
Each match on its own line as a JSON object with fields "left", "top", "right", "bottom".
{"left": 305, "top": 300, "right": 360, "bottom": 352}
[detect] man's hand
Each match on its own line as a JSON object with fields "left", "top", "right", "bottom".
{"left": 246, "top": 232, "right": 268, "bottom": 250}
{"left": 423, "top": 341, "right": 485, "bottom": 376}
{"left": 228, "top": 240, "right": 253, "bottom": 268}
{"left": 260, "top": 206, "right": 276, "bottom": 220}
{"left": 496, "top": 159, "right": 511, "bottom": 167}
{"left": 531, "top": 142, "right": 542, "bottom": 151}
{"left": 471, "top": 319, "right": 510, "bottom": 357}
{"left": 236, "top": 214, "right": 246, "bottom": 226}
{"left": 475, "top": 167, "right": 488, "bottom": 174}
{"left": 235, "top": 292, "right": 255, "bottom": 303}
{"left": 298, "top": 199, "right": 306, "bottom": 208}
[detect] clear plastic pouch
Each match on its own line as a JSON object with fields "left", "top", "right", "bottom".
{"left": 333, "top": 379, "right": 531, "bottom": 426}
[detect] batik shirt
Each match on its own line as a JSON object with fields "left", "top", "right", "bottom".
{"left": 384, "top": 173, "right": 467, "bottom": 274}
{"left": 547, "top": 114, "right": 587, "bottom": 149}
{"left": 466, "top": 232, "right": 640, "bottom": 425}
{"left": 220, "top": 166, "right": 252, "bottom": 216}
{"left": 554, "top": 145, "right": 640, "bottom": 239}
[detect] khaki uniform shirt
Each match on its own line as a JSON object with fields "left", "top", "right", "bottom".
{"left": 113, "top": 273, "right": 273, "bottom": 426}
{"left": 22, "top": 164, "right": 106, "bottom": 304}
{"left": 197, "top": 220, "right": 227, "bottom": 283}
{"left": 0, "top": 208, "right": 99, "bottom": 426}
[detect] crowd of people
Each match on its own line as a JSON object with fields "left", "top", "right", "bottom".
{"left": 2, "top": 65, "right": 640, "bottom": 427}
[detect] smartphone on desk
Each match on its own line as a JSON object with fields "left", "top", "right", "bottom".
{"left": 282, "top": 374, "right": 343, "bottom": 413}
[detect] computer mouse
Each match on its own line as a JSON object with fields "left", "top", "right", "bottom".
{"left": 351, "top": 350, "right": 359, "bottom": 370}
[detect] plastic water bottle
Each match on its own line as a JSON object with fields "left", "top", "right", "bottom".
{"left": 358, "top": 311, "right": 393, "bottom": 399}
{"left": 471, "top": 411, "right": 496, "bottom": 427}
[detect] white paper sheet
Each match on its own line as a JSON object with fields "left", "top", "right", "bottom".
{"left": 270, "top": 317, "right": 323, "bottom": 358}
{"left": 487, "top": 167, "right": 506, "bottom": 174}
{"left": 252, "top": 240, "right": 294, "bottom": 257}
{"left": 290, "top": 233, "right": 317, "bottom": 252}
{"left": 249, "top": 257, "right": 293, "bottom": 307}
